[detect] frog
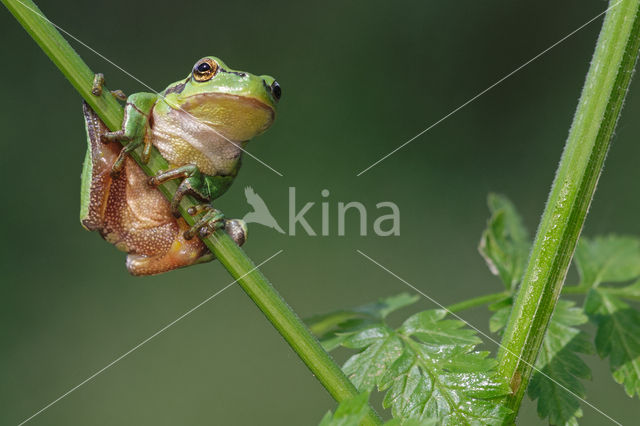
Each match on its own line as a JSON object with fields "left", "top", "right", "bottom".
{"left": 80, "top": 56, "right": 281, "bottom": 275}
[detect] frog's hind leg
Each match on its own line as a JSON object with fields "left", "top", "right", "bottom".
{"left": 126, "top": 217, "right": 248, "bottom": 275}
{"left": 125, "top": 218, "right": 210, "bottom": 276}
{"left": 184, "top": 205, "right": 225, "bottom": 240}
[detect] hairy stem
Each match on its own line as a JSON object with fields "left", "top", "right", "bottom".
{"left": 497, "top": 0, "right": 640, "bottom": 416}
{"left": 2, "top": 0, "right": 381, "bottom": 423}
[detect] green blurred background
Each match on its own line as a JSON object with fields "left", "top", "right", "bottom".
{"left": 2, "top": 0, "right": 640, "bottom": 424}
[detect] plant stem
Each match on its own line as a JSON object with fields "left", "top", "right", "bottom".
{"left": 497, "top": 0, "right": 640, "bottom": 416}
{"left": 2, "top": 0, "right": 381, "bottom": 423}
{"left": 446, "top": 292, "right": 508, "bottom": 313}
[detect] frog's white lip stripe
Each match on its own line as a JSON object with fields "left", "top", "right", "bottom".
{"left": 11, "top": 0, "right": 284, "bottom": 177}
{"left": 356, "top": 249, "right": 623, "bottom": 426}
{"left": 16, "top": 249, "right": 284, "bottom": 426}
{"left": 356, "top": 1, "right": 623, "bottom": 177}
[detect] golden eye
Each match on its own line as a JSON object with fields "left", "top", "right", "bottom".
{"left": 193, "top": 58, "right": 217, "bottom": 82}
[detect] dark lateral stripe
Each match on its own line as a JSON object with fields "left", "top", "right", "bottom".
{"left": 164, "top": 81, "right": 187, "bottom": 95}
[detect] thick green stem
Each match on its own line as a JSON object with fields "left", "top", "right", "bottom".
{"left": 497, "top": 0, "right": 640, "bottom": 416}
{"left": 2, "top": 1, "right": 381, "bottom": 423}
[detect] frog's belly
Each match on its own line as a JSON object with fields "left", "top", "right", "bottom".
{"left": 151, "top": 108, "right": 243, "bottom": 176}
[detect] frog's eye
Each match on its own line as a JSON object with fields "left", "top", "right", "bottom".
{"left": 270, "top": 81, "right": 282, "bottom": 102}
{"left": 193, "top": 58, "right": 218, "bottom": 82}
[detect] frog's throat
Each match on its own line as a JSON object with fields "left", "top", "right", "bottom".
{"left": 166, "top": 92, "right": 275, "bottom": 131}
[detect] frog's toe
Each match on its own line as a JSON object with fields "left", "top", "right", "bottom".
{"left": 225, "top": 219, "right": 248, "bottom": 246}
{"left": 184, "top": 207, "right": 225, "bottom": 240}
{"left": 91, "top": 73, "right": 105, "bottom": 96}
{"left": 110, "top": 89, "right": 127, "bottom": 101}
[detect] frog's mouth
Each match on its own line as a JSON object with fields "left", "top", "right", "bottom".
{"left": 175, "top": 93, "right": 275, "bottom": 141}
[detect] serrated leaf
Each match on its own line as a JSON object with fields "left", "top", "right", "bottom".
{"left": 478, "top": 194, "right": 530, "bottom": 291}
{"left": 585, "top": 289, "right": 640, "bottom": 398}
{"left": 319, "top": 392, "right": 443, "bottom": 426}
{"left": 383, "top": 417, "right": 440, "bottom": 426}
{"left": 379, "top": 345, "right": 510, "bottom": 424}
{"left": 338, "top": 309, "right": 510, "bottom": 424}
{"left": 575, "top": 235, "right": 640, "bottom": 288}
{"left": 528, "top": 300, "right": 593, "bottom": 426}
{"left": 487, "top": 297, "right": 512, "bottom": 334}
{"left": 343, "top": 325, "right": 405, "bottom": 391}
{"left": 400, "top": 310, "right": 482, "bottom": 347}
{"left": 489, "top": 306, "right": 511, "bottom": 334}
{"left": 318, "top": 392, "right": 370, "bottom": 426}
{"left": 305, "top": 293, "right": 420, "bottom": 351}
{"left": 357, "top": 293, "right": 421, "bottom": 319}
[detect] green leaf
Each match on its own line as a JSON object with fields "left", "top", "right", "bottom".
{"left": 600, "top": 279, "right": 640, "bottom": 301}
{"left": 343, "top": 325, "right": 405, "bottom": 391}
{"left": 575, "top": 235, "right": 640, "bottom": 288}
{"left": 318, "top": 392, "right": 370, "bottom": 426}
{"left": 488, "top": 297, "right": 513, "bottom": 334}
{"left": 528, "top": 300, "right": 593, "bottom": 425}
{"left": 383, "top": 418, "right": 440, "bottom": 426}
{"left": 379, "top": 345, "right": 510, "bottom": 424}
{"left": 339, "top": 309, "right": 511, "bottom": 424}
{"left": 319, "top": 392, "right": 442, "bottom": 426}
{"left": 585, "top": 289, "right": 640, "bottom": 398}
{"left": 400, "top": 310, "right": 482, "bottom": 347}
{"left": 478, "top": 194, "right": 530, "bottom": 291}
{"left": 306, "top": 293, "right": 420, "bottom": 351}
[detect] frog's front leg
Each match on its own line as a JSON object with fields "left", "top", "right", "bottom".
{"left": 101, "top": 93, "right": 157, "bottom": 175}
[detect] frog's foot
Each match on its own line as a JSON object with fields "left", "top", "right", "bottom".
{"left": 91, "top": 73, "right": 127, "bottom": 100}
{"left": 189, "top": 219, "right": 247, "bottom": 265}
{"left": 107, "top": 137, "right": 137, "bottom": 177}
{"left": 149, "top": 165, "right": 207, "bottom": 216}
{"left": 184, "top": 206, "right": 225, "bottom": 240}
{"left": 101, "top": 127, "right": 151, "bottom": 176}
{"left": 183, "top": 206, "right": 248, "bottom": 246}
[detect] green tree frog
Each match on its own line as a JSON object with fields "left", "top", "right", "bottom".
{"left": 80, "top": 56, "right": 280, "bottom": 275}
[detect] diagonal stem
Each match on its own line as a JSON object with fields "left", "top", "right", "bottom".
{"left": 1, "top": 0, "right": 381, "bottom": 424}
{"left": 497, "top": 0, "right": 640, "bottom": 416}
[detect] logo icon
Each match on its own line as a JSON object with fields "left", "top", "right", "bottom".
{"left": 242, "top": 186, "right": 285, "bottom": 234}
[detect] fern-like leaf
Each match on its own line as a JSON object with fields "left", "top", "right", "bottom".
{"left": 320, "top": 306, "right": 511, "bottom": 424}
{"left": 575, "top": 236, "right": 640, "bottom": 288}
{"left": 528, "top": 300, "right": 593, "bottom": 425}
{"left": 478, "top": 193, "right": 530, "bottom": 291}
{"left": 318, "top": 392, "right": 441, "bottom": 426}
{"left": 318, "top": 392, "right": 370, "bottom": 426}
{"left": 306, "top": 293, "right": 419, "bottom": 351}
{"left": 585, "top": 288, "right": 640, "bottom": 398}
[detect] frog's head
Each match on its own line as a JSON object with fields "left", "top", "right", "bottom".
{"left": 161, "top": 56, "right": 280, "bottom": 141}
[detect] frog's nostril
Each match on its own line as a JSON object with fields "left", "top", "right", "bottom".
{"left": 270, "top": 80, "right": 281, "bottom": 101}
